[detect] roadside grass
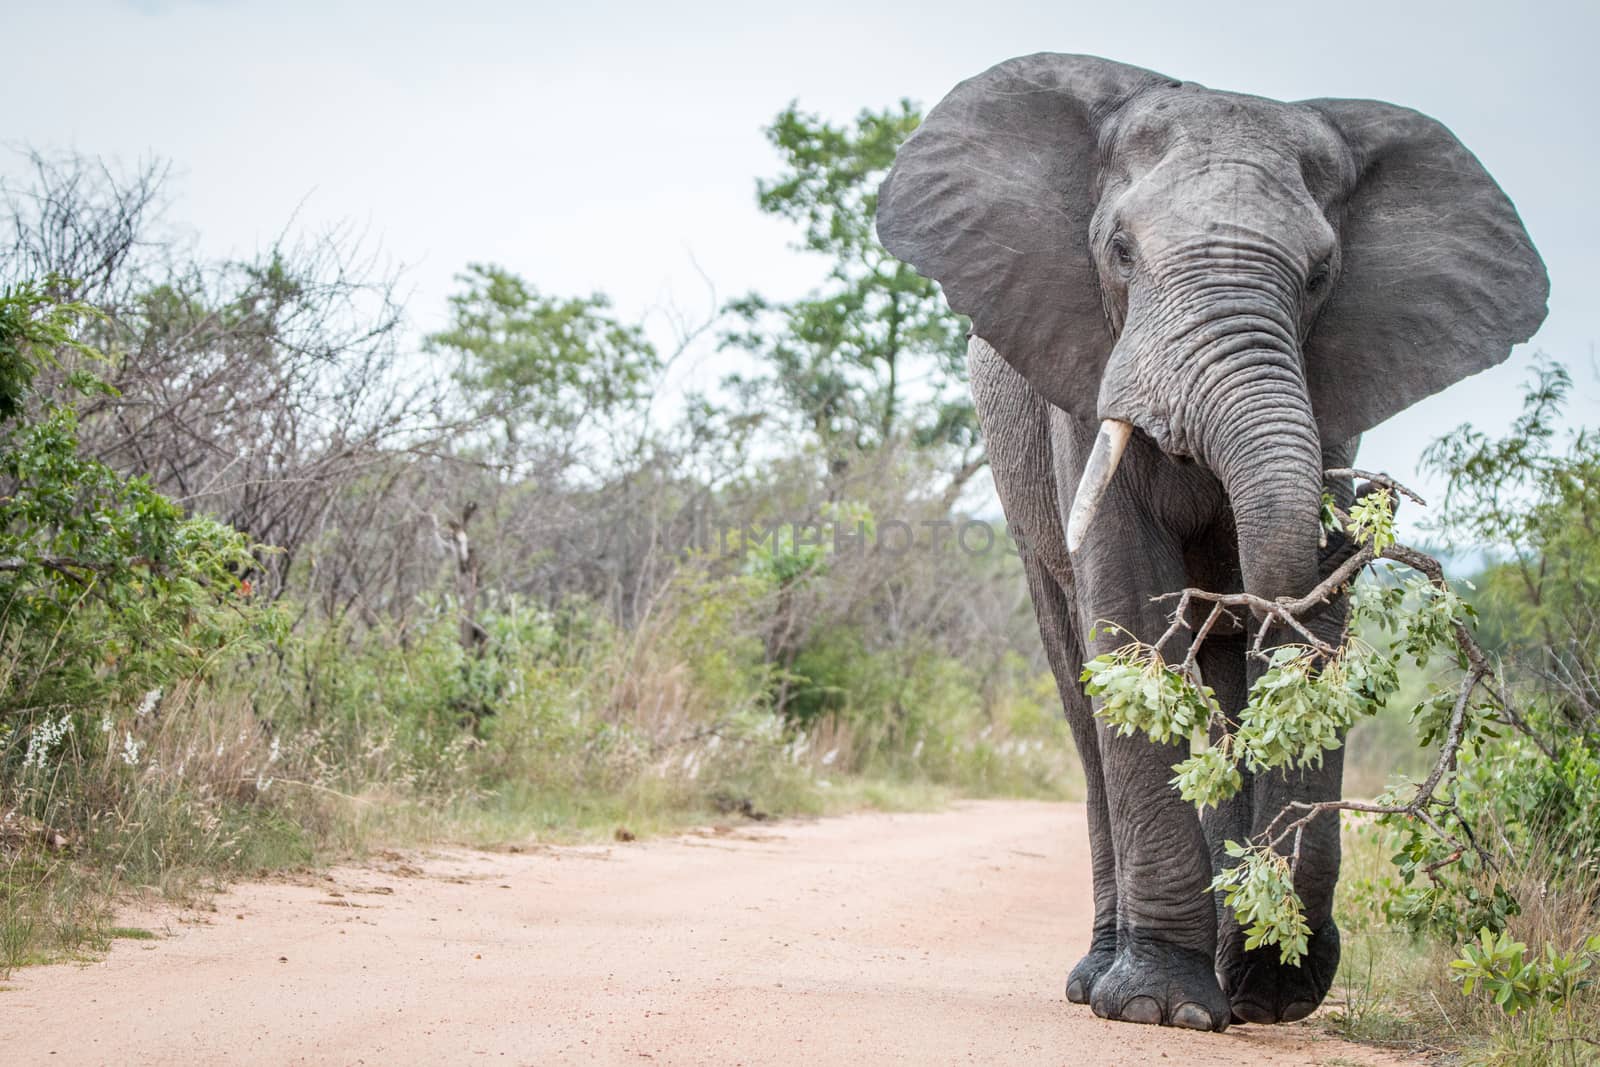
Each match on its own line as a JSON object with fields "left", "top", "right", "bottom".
{"left": 1325, "top": 817, "right": 1600, "bottom": 1065}
{"left": 1441, "top": 847, "right": 1600, "bottom": 1066}
{"left": 1, "top": 642, "right": 1080, "bottom": 978}
{"left": 1323, "top": 821, "right": 1457, "bottom": 1053}
{"left": 1321, "top": 700, "right": 1452, "bottom": 1052}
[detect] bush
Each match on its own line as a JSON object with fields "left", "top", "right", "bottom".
{"left": 1319, "top": 365, "right": 1600, "bottom": 1062}
{"left": 0, "top": 279, "right": 298, "bottom": 974}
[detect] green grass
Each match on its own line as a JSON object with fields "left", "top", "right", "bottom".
{"left": 1322, "top": 819, "right": 1600, "bottom": 1065}
{"left": 1321, "top": 823, "right": 1450, "bottom": 1051}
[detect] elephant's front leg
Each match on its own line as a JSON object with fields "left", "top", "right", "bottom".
{"left": 1218, "top": 749, "right": 1345, "bottom": 1023}
{"left": 1219, "top": 622, "right": 1346, "bottom": 1024}
{"left": 1220, "top": 464, "right": 1360, "bottom": 1022}
{"left": 1068, "top": 462, "right": 1231, "bottom": 1032}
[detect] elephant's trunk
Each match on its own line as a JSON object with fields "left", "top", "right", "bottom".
{"left": 1098, "top": 275, "right": 1324, "bottom": 602}
{"left": 1191, "top": 351, "right": 1323, "bottom": 603}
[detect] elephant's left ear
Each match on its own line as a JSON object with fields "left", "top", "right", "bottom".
{"left": 1302, "top": 98, "right": 1548, "bottom": 444}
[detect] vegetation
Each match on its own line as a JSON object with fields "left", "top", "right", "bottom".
{"left": 1328, "top": 367, "right": 1600, "bottom": 1064}
{"left": 0, "top": 125, "right": 1074, "bottom": 977}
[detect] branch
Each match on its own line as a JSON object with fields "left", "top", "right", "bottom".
{"left": 1257, "top": 659, "right": 1492, "bottom": 873}
{"left": 1145, "top": 468, "right": 1537, "bottom": 877}
{"left": 1323, "top": 468, "right": 1428, "bottom": 508}
{"left": 0, "top": 554, "right": 159, "bottom": 583}
{"left": 1382, "top": 542, "right": 1557, "bottom": 760}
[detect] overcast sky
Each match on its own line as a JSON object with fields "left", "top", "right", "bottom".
{"left": 3, "top": 0, "right": 1595, "bottom": 532}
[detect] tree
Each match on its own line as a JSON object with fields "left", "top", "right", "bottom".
{"left": 1419, "top": 363, "right": 1600, "bottom": 890}
{"left": 429, "top": 264, "right": 659, "bottom": 465}
{"left": 724, "top": 102, "right": 977, "bottom": 483}
{"left": 1424, "top": 361, "right": 1600, "bottom": 734}
{"left": 2, "top": 152, "right": 441, "bottom": 603}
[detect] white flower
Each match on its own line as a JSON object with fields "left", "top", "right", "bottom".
{"left": 121, "top": 731, "right": 142, "bottom": 766}
{"left": 23, "top": 714, "right": 73, "bottom": 771}
{"left": 267, "top": 736, "right": 281, "bottom": 764}
{"left": 135, "top": 688, "right": 163, "bottom": 718}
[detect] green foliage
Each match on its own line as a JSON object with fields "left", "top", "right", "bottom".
{"left": 1425, "top": 359, "right": 1598, "bottom": 731}
{"left": 0, "top": 278, "right": 300, "bottom": 972}
{"left": 1355, "top": 575, "right": 1478, "bottom": 675}
{"left": 1451, "top": 928, "right": 1599, "bottom": 1016}
{"left": 429, "top": 263, "right": 659, "bottom": 449}
{"left": 1407, "top": 360, "right": 1600, "bottom": 920}
{"left": 1088, "top": 637, "right": 1410, "bottom": 815}
{"left": 1347, "top": 486, "right": 1397, "bottom": 553}
{"left": 734, "top": 500, "right": 875, "bottom": 586}
{"left": 0, "top": 279, "right": 104, "bottom": 424}
{"left": 724, "top": 102, "right": 972, "bottom": 455}
{"left": 1170, "top": 745, "right": 1242, "bottom": 812}
{"left": 1319, "top": 366, "right": 1600, "bottom": 1062}
{"left": 1083, "top": 486, "right": 1494, "bottom": 963}
{"left": 1235, "top": 645, "right": 1394, "bottom": 772}
{"left": 1210, "top": 841, "right": 1314, "bottom": 964}
{"left": 652, "top": 566, "right": 775, "bottom": 720}
{"left": 782, "top": 627, "right": 1073, "bottom": 794}
{"left": 0, "top": 405, "right": 266, "bottom": 715}
{"left": 1375, "top": 808, "right": 1520, "bottom": 943}
{"left": 1082, "top": 641, "right": 1217, "bottom": 744}
{"left": 1455, "top": 732, "right": 1600, "bottom": 885}
{"left": 0, "top": 283, "right": 270, "bottom": 730}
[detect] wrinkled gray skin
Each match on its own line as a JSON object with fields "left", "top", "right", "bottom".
{"left": 877, "top": 54, "right": 1547, "bottom": 1032}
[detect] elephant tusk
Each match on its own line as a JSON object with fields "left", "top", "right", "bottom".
{"left": 1065, "top": 420, "right": 1133, "bottom": 554}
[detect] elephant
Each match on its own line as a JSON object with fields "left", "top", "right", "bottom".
{"left": 875, "top": 54, "right": 1547, "bottom": 1031}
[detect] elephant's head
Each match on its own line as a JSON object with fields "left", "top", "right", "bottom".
{"left": 877, "top": 54, "right": 1547, "bottom": 601}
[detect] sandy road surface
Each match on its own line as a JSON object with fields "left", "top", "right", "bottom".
{"left": 1, "top": 801, "right": 1413, "bottom": 1065}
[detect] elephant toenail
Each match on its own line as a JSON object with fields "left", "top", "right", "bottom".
{"left": 1066, "top": 978, "right": 1087, "bottom": 1003}
{"left": 1231, "top": 999, "right": 1275, "bottom": 1025}
{"left": 1121, "top": 996, "right": 1162, "bottom": 1025}
{"left": 1282, "top": 1000, "right": 1317, "bottom": 1022}
{"left": 1091, "top": 998, "right": 1111, "bottom": 1019}
{"left": 1172, "top": 1002, "right": 1214, "bottom": 1031}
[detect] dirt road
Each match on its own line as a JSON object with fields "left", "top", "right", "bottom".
{"left": 1, "top": 801, "right": 1412, "bottom": 1065}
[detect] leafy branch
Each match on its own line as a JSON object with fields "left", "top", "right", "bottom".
{"left": 1084, "top": 470, "right": 1539, "bottom": 962}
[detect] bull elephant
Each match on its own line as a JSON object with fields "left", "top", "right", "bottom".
{"left": 876, "top": 54, "right": 1547, "bottom": 1031}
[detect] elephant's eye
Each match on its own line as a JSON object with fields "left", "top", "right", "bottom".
{"left": 1110, "top": 236, "right": 1136, "bottom": 277}
{"left": 1306, "top": 261, "right": 1332, "bottom": 293}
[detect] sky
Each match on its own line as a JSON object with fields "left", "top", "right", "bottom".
{"left": 3, "top": 0, "right": 1595, "bottom": 533}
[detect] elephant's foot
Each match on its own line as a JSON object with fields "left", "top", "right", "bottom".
{"left": 1219, "top": 917, "right": 1340, "bottom": 1024}
{"left": 1065, "top": 931, "right": 1118, "bottom": 1003}
{"left": 1087, "top": 937, "right": 1230, "bottom": 1031}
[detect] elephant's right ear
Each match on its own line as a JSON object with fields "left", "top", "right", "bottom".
{"left": 876, "top": 53, "right": 1176, "bottom": 422}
